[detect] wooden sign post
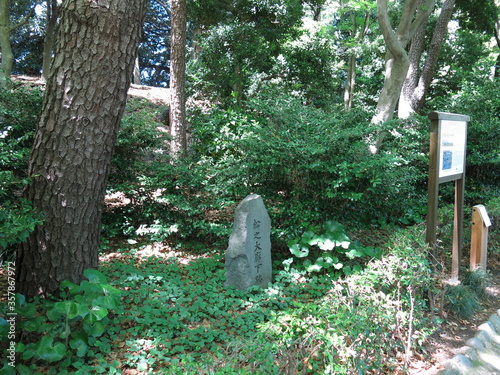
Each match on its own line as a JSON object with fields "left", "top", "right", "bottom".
{"left": 470, "top": 205, "right": 491, "bottom": 271}
{"left": 426, "top": 112, "right": 470, "bottom": 281}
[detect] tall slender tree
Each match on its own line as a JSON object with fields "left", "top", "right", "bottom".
{"left": 169, "top": 0, "right": 187, "bottom": 155}
{"left": 339, "top": 0, "right": 377, "bottom": 109}
{"left": 16, "top": 0, "right": 148, "bottom": 297}
{"left": 0, "top": 0, "right": 35, "bottom": 84}
{"left": 41, "top": 0, "right": 60, "bottom": 81}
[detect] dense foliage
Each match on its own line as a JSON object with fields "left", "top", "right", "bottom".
{"left": 0, "top": 84, "right": 43, "bottom": 260}
{"left": 1, "top": 0, "right": 500, "bottom": 372}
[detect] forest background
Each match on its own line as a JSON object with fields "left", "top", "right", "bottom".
{"left": 1, "top": 0, "right": 500, "bottom": 374}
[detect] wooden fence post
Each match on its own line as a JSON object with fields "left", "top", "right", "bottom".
{"left": 470, "top": 205, "right": 491, "bottom": 271}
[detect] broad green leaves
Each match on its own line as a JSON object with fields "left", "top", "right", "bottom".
{"left": 10, "top": 270, "right": 120, "bottom": 370}
{"left": 287, "top": 220, "right": 380, "bottom": 274}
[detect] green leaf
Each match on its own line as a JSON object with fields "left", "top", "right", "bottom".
{"left": 84, "top": 269, "right": 108, "bottom": 284}
{"left": 61, "top": 280, "right": 81, "bottom": 295}
{"left": 305, "top": 263, "right": 323, "bottom": 272}
{"left": 301, "top": 230, "right": 318, "bottom": 246}
{"left": 54, "top": 301, "right": 80, "bottom": 319}
{"left": 16, "top": 364, "right": 33, "bottom": 375}
{"left": 343, "top": 266, "right": 352, "bottom": 276}
{"left": 94, "top": 293, "right": 119, "bottom": 310}
{"left": 22, "top": 315, "right": 46, "bottom": 332}
{"left": 46, "top": 307, "right": 63, "bottom": 321}
{"left": 289, "top": 243, "right": 309, "bottom": 258}
{"left": 323, "top": 220, "right": 343, "bottom": 234}
{"left": 83, "top": 321, "right": 105, "bottom": 337}
{"left": 16, "top": 300, "right": 36, "bottom": 317}
{"left": 345, "top": 249, "right": 365, "bottom": 259}
{"left": 35, "top": 336, "right": 66, "bottom": 362}
{"left": 20, "top": 344, "right": 36, "bottom": 360}
{"left": 70, "top": 338, "right": 89, "bottom": 357}
{"left": 88, "top": 305, "right": 108, "bottom": 321}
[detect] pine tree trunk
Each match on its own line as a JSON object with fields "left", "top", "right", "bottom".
{"left": 169, "top": 0, "right": 187, "bottom": 156}
{"left": 16, "top": 0, "right": 147, "bottom": 297}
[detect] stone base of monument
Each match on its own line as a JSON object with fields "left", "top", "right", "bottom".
{"left": 225, "top": 194, "right": 272, "bottom": 290}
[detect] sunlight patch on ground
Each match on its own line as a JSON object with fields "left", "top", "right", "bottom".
{"left": 99, "top": 240, "right": 212, "bottom": 266}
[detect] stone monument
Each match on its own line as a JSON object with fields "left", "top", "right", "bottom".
{"left": 225, "top": 194, "right": 272, "bottom": 289}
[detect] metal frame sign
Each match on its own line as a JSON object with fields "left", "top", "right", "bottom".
{"left": 438, "top": 120, "right": 467, "bottom": 181}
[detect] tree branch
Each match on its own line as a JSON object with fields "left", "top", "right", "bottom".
{"left": 408, "top": 0, "right": 436, "bottom": 41}
{"left": 9, "top": 1, "right": 42, "bottom": 32}
{"left": 377, "top": 0, "right": 406, "bottom": 59}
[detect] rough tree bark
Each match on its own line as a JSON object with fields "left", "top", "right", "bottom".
{"left": 169, "top": 0, "right": 187, "bottom": 156}
{"left": 16, "top": 0, "right": 147, "bottom": 297}
{"left": 398, "top": 0, "right": 456, "bottom": 118}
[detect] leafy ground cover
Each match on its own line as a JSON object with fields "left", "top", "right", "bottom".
{"left": 1, "top": 225, "right": 433, "bottom": 374}
{"left": 1, "top": 206, "right": 499, "bottom": 374}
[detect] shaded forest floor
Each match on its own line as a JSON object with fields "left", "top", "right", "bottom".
{"left": 412, "top": 265, "right": 500, "bottom": 374}
{"left": 2, "top": 235, "right": 499, "bottom": 374}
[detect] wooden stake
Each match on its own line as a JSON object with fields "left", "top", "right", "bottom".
{"left": 470, "top": 205, "right": 491, "bottom": 271}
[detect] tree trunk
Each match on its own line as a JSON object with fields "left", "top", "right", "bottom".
{"left": 0, "top": 0, "right": 15, "bottom": 83}
{"left": 169, "top": 0, "right": 187, "bottom": 156}
{"left": 371, "top": 51, "right": 410, "bottom": 125}
{"left": 398, "top": 16, "right": 427, "bottom": 118}
{"left": 399, "top": 0, "right": 455, "bottom": 118}
{"left": 344, "top": 53, "right": 356, "bottom": 109}
{"left": 494, "top": 15, "right": 500, "bottom": 78}
{"left": 41, "top": 0, "right": 59, "bottom": 81}
{"left": 343, "top": 8, "right": 374, "bottom": 110}
{"left": 16, "top": 0, "right": 147, "bottom": 298}
{"left": 0, "top": 0, "right": 35, "bottom": 84}
{"left": 371, "top": 0, "right": 435, "bottom": 152}
{"left": 372, "top": 0, "right": 435, "bottom": 125}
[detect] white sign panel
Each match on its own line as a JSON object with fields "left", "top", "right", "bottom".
{"left": 438, "top": 120, "right": 467, "bottom": 178}
{"left": 477, "top": 205, "right": 492, "bottom": 228}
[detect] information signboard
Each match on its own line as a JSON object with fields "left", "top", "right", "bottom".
{"left": 438, "top": 120, "right": 467, "bottom": 180}
{"left": 426, "top": 112, "right": 470, "bottom": 280}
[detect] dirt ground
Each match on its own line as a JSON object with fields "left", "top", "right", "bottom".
{"left": 408, "top": 266, "right": 500, "bottom": 374}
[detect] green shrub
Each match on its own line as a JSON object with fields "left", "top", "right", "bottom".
{"left": 287, "top": 220, "right": 381, "bottom": 275}
{"left": 189, "top": 94, "right": 429, "bottom": 239}
{"left": 0, "top": 85, "right": 44, "bottom": 261}
{"left": 485, "top": 196, "right": 500, "bottom": 255}
{"left": 444, "top": 284, "right": 481, "bottom": 319}
{"left": 0, "top": 270, "right": 122, "bottom": 374}
{"left": 462, "top": 268, "right": 490, "bottom": 300}
{"left": 447, "top": 79, "right": 500, "bottom": 203}
{"left": 261, "top": 227, "right": 435, "bottom": 373}
{"left": 109, "top": 98, "right": 169, "bottom": 184}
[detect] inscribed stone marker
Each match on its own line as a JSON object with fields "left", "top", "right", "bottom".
{"left": 225, "top": 194, "right": 272, "bottom": 289}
